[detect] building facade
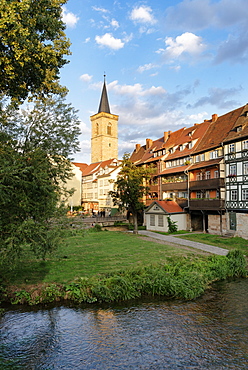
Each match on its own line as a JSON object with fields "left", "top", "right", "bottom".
{"left": 130, "top": 104, "right": 248, "bottom": 238}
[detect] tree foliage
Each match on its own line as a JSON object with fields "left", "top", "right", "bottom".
{"left": 0, "top": 95, "right": 81, "bottom": 263}
{"left": 0, "top": 0, "right": 70, "bottom": 102}
{"left": 110, "top": 153, "right": 152, "bottom": 234}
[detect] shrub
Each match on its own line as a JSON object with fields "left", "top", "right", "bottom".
{"left": 167, "top": 216, "right": 178, "bottom": 233}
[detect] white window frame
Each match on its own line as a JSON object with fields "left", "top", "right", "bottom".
{"left": 231, "top": 190, "right": 237, "bottom": 200}
{"left": 242, "top": 189, "right": 248, "bottom": 200}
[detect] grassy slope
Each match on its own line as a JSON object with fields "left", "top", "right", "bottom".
{"left": 4, "top": 230, "right": 207, "bottom": 286}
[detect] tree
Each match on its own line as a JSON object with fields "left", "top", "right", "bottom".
{"left": 0, "top": 0, "right": 70, "bottom": 102}
{"left": 109, "top": 153, "right": 152, "bottom": 234}
{"left": 0, "top": 95, "right": 81, "bottom": 263}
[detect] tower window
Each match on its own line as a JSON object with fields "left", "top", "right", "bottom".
{"left": 109, "top": 143, "right": 111, "bottom": 147}
{"left": 107, "top": 123, "right": 112, "bottom": 135}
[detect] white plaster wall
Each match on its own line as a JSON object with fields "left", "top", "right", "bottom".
{"left": 145, "top": 213, "right": 187, "bottom": 232}
{"left": 63, "top": 165, "right": 82, "bottom": 207}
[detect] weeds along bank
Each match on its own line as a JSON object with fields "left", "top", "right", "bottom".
{"left": 1, "top": 249, "right": 247, "bottom": 306}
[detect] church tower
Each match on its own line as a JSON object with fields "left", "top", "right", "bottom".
{"left": 90, "top": 76, "right": 119, "bottom": 163}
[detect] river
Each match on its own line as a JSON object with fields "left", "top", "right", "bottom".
{"left": 0, "top": 278, "right": 247, "bottom": 369}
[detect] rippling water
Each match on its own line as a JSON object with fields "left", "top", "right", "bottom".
{"left": 0, "top": 279, "right": 247, "bottom": 369}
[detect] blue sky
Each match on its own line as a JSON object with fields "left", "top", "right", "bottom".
{"left": 60, "top": 0, "right": 248, "bottom": 163}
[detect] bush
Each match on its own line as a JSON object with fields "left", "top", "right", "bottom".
{"left": 167, "top": 216, "right": 178, "bottom": 233}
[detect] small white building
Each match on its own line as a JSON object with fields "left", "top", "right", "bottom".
{"left": 144, "top": 200, "right": 188, "bottom": 232}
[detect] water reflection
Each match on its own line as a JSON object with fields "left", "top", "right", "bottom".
{"left": 0, "top": 279, "right": 247, "bottom": 369}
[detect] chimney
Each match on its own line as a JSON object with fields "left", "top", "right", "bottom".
{"left": 146, "top": 138, "right": 153, "bottom": 150}
{"left": 164, "top": 131, "right": 170, "bottom": 142}
{"left": 212, "top": 114, "right": 218, "bottom": 122}
{"left": 135, "top": 144, "right": 141, "bottom": 153}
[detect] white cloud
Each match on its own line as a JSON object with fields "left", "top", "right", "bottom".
{"left": 80, "top": 74, "right": 93, "bottom": 83}
{"left": 62, "top": 7, "right": 79, "bottom": 28}
{"left": 137, "top": 63, "right": 158, "bottom": 73}
{"left": 95, "top": 33, "right": 124, "bottom": 50}
{"left": 130, "top": 5, "right": 157, "bottom": 24}
{"left": 158, "top": 32, "right": 206, "bottom": 61}
{"left": 111, "top": 19, "right": 119, "bottom": 29}
{"left": 92, "top": 6, "right": 109, "bottom": 13}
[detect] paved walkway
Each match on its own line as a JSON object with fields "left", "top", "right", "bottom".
{"left": 138, "top": 230, "right": 229, "bottom": 256}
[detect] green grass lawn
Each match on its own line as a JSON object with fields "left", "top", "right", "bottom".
{"left": 175, "top": 233, "right": 248, "bottom": 254}
{"left": 4, "top": 229, "right": 208, "bottom": 286}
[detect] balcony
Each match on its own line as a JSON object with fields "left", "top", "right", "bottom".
{"left": 190, "top": 178, "right": 225, "bottom": 191}
{"left": 189, "top": 198, "right": 225, "bottom": 211}
{"left": 162, "top": 181, "right": 187, "bottom": 192}
{"left": 149, "top": 184, "right": 159, "bottom": 192}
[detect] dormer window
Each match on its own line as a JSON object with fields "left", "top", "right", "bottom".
{"left": 188, "top": 142, "right": 193, "bottom": 149}
{"left": 236, "top": 125, "right": 242, "bottom": 132}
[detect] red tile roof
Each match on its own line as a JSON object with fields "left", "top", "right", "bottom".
{"left": 72, "top": 162, "right": 88, "bottom": 172}
{"left": 146, "top": 200, "right": 184, "bottom": 214}
{"left": 223, "top": 104, "right": 248, "bottom": 143}
{"left": 193, "top": 106, "right": 245, "bottom": 154}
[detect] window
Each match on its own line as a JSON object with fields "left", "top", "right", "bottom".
{"left": 158, "top": 215, "right": 164, "bottom": 227}
{"left": 188, "top": 142, "right": 193, "bottom": 149}
{"left": 196, "top": 191, "right": 202, "bottom": 199}
{"left": 231, "top": 190, "right": 237, "bottom": 200}
{"left": 205, "top": 190, "right": 210, "bottom": 199}
{"left": 242, "top": 140, "right": 248, "bottom": 150}
{"left": 179, "top": 145, "right": 183, "bottom": 151}
{"left": 236, "top": 126, "right": 242, "bottom": 132}
{"left": 201, "top": 154, "right": 205, "bottom": 161}
{"left": 214, "top": 170, "right": 219, "bottom": 178}
{"left": 210, "top": 150, "right": 218, "bottom": 159}
{"left": 229, "top": 143, "right": 235, "bottom": 153}
{"left": 206, "top": 171, "right": 211, "bottom": 179}
{"left": 216, "top": 189, "right": 220, "bottom": 199}
{"left": 150, "top": 214, "right": 155, "bottom": 226}
{"left": 242, "top": 189, "right": 248, "bottom": 200}
{"left": 107, "top": 123, "right": 112, "bottom": 135}
{"left": 196, "top": 172, "right": 202, "bottom": 180}
{"left": 196, "top": 155, "right": 200, "bottom": 162}
{"left": 230, "top": 165, "right": 237, "bottom": 176}
{"left": 244, "top": 162, "right": 248, "bottom": 175}
{"left": 96, "top": 123, "right": 99, "bottom": 135}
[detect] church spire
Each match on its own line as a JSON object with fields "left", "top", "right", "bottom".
{"left": 98, "top": 74, "right": 111, "bottom": 114}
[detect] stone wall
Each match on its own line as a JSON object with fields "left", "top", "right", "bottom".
{"left": 236, "top": 213, "right": 248, "bottom": 239}
{"left": 208, "top": 213, "right": 228, "bottom": 235}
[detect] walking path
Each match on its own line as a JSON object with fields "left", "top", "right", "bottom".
{"left": 138, "top": 230, "right": 229, "bottom": 256}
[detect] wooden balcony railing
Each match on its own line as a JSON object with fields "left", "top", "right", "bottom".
{"left": 189, "top": 178, "right": 225, "bottom": 191}
{"left": 189, "top": 198, "right": 225, "bottom": 210}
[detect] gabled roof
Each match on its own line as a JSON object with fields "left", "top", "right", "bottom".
{"left": 82, "top": 158, "right": 119, "bottom": 176}
{"left": 130, "top": 121, "right": 210, "bottom": 166}
{"left": 72, "top": 162, "right": 88, "bottom": 172}
{"left": 193, "top": 106, "right": 245, "bottom": 154}
{"left": 222, "top": 103, "right": 248, "bottom": 143}
{"left": 145, "top": 200, "right": 184, "bottom": 214}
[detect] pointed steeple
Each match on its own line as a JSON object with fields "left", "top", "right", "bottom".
{"left": 98, "top": 74, "right": 111, "bottom": 114}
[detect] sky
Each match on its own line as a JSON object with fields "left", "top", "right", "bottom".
{"left": 59, "top": 0, "right": 248, "bottom": 164}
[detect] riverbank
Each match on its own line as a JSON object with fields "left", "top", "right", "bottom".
{"left": 1, "top": 229, "right": 247, "bottom": 306}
